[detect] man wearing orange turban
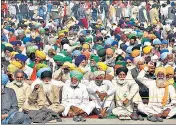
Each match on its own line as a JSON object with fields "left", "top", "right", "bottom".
{"left": 137, "top": 66, "right": 176, "bottom": 122}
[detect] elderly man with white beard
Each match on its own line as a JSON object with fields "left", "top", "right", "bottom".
{"left": 23, "top": 71, "right": 65, "bottom": 114}
{"left": 61, "top": 70, "right": 95, "bottom": 122}
{"left": 112, "top": 67, "right": 143, "bottom": 120}
{"left": 87, "top": 71, "right": 116, "bottom": 119}
{"left": 137, "top": 67, "right": 176, "bottom": 122}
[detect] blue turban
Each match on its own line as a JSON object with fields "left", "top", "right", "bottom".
{"left": 37, "top": 67, "right": 51, "bottom": 78}
{"left": 160, "top": 52, "right": 169, "bottom": 60}
{"left": 121, "top": 44, "right": 128, "bottom": 51}
{"left": 124, "top": 56, "right": 133, "bottom": 62}
{"left": 171, "top": 2, "right": 175, "bottom": 6}
{"left": 35, "top": 37, "right": 41, "bottom": 42}
{"left": 105, "top": 38, "right": 114, "bottom": 45}
{"left": 72, "top": 50, "right": 81, "bottom": 57}
{"left": 15, "top": 54, "right": 28, "bottom": 62}
{"left": 8, "top": 28, "right": 15, "bottom": 33}
{"left": 23, "top": 37, "right": 31, "bottom": 44}
{"left": 115, "top": 35, "right": 121, "bottom": 41}
{"left": 80, "top": 30, "right": 87, "bottom": 35}
{"left": 153, "top": 39, "right": 161, "bottom": 45}
{"left": 2, "top": 74, "right": 9, "bottom": 85}
{"left": 160, "top": 49, "right": 169, "bottom": 54}
{"left": 70, "top": 70, "right": 83, "bottom": 80}
{"left": 161, "top": 40, "right": 168, "bottom": 44}
{"left": 75, "top": 55, "right": 86, "bottom": 67}
{"left": 126, "top": 46, "right": 133, "bottom": 54}
{"left": 112, "top": 41, "right": 118, "bottom": 46}
{"left": 11, "top": 40, "right": 22, "bottom": 46}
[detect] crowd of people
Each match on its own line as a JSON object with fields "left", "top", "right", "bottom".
{"left": 1, "top": 0, "right": 176, "bottom": 124}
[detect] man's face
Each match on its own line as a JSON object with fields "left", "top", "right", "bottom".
{"left": 5, "top": 50, "right": 11, "bottom": 57}
{"left": 130, "top": 39, "right": 135, "bottom": 45}
{"left": 167, "top": 54, "right": 174, "bottom": 62}
{"left": 42, "top": 77, "right": 51, "bottom": 83}
{"left": 154, "top": 44, "right": 160, "bottom": 48}
{"left": 118, "top": 71, "right": 126, "bottom": 80}
{"left": 137, "top": 61, "right": 144, "bottom": 70}
{"left": 148, "top": 66, "right": 156, "bottom": 75}
{"left": 106, "top": 54, "right": 113, "bottom": 59}
{"left": 71, "top": 77, "right": 78, "bottom": 85}
{"left": 80, "top": 60, "right": 86, "bottom": 67}
{"left": 126, "top": 59, "right": 132, "bottom": 66}
{"left": 35, "top": 56, "right": 41, "bottom": 63}
{"left": 90, "top": 59, "right": 96, "bottom": 66}
{"left": 16, "top": 72, "right": 24, "bottom": 82}
{"left": 95, "top": 75, "right": 104, "bottom": 86}
{"left": 157, "top": 72, "right": 165, "bottom": 79}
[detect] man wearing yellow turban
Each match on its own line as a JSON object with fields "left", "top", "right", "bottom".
{"left": 131, "top": 50, "right": 140, "bottom": 58}
{"left": 137, "top": 66, "right": 176, "bottom": 122}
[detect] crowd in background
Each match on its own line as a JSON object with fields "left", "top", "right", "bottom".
{"left": 1, "top": 0, "right": 176, "bottom": 124}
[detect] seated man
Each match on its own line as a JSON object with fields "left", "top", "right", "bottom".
{"left": 61, "top": 70, "right": 95, "bottom": 122}
{"left": 87, "top": 71, "right": 115, "bottom": 118}
{"left": 6, "top": 69, "right": 31, "bottom": 111}
{"left": 112, "top": 67, "right": 143, "bottom": 120}
{"left": 137, "top": 67, "right": 176, "bottom": 122}
{"left": 23, "top": 71, "right": 65, "bottom": 114}
{"left": 1, "top": 74, "right": 31, "bottom": 124}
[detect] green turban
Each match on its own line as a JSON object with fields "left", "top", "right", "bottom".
{"left": 137, "top": 32, "right": 144, "bottom": 37}
{"left": 96, "top": 45, "right": 104, "bottom": 51}
{"left": 115, "top": 61, "right": 127, "bottom": 67}
{"left": 40, "top": 28, "right": 45, "bottom": 34}
{"left": 60, "top": 50, "right": 68, "bottom": 56}
{"left": 53, "top": 55, "right": 64, "bottom": 63}
{"left": 128, "top": 34, "right": 136, "bottom": 39}
{"left": 36, "top": 63, "right": 48, "bottom": 71}
{"left": 97, "top": 48, "right": 106, "bottom": 57}
{"left": 28, "top": 62, "right": 35, "bottom": 68}
{"left": 70, "top": 70, "right": 83, "bottom": 81}
{"left": 1, "top": 44, "right": 5, "bottom": 51}
{"left": 26, "top": 45, "right": 37, "bottom": 55}
{"left": 63, "top": 56, "right": 72, "bottom": 63}
{"left": 85, "top": 37, "right": 92, "bottom": 43}
{"left": 90, "top": 54, "right": 100, "bottom": 62}
{"left": 141, "top": 38, "right": 150, "bottom": 44}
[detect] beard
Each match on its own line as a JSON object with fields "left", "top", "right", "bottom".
{"left": 43, "top": 83, "right": 52, "bottom": 94}
{"left": 95, "top": 80, "right": 103, "bottom": 86}
{"left": 116, "top": 76, "right": 127, "bottom": 85}
{"left": 127, "top": 65, "right": 135, "bottom": 70}
{"left": 156, "top": 78, "right": 166, "bottom": 88}
{"left": 70, "top": 82, "right": 79, "bottom": 87}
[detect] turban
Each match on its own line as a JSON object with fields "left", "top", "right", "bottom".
{"left": 153, "top": 39, "right": 161, "bottom": 45}
{"left": 72, "top": 50, "right": 81, "bottom": 57}
{"left": 155, "top": 67, "right": 166, "bottom": 76}
{"left": 160, "top": 49, "right": 169, "bottom": 54}
{"left": 35, "top": 50, "right": 46, "bottom": 60}
{"left": 143, "top": 46, "right": 152, "bottom": 54}
{"left": 90, "top": 54, "right": 99, "bottom": 62}
{"left": 161, "top": 40, "right": 168, "bottom": 44}
{"left": 10, "top": 40, "right": 22, "bottom": 46}
{"left": 62, "top": 62, "right": 76, "bottom": 70}
{"left": 148, "top": 34, "right": 156, "bottom": 39}
{"left": 85, "top": 37, "right": 92, "bottom": 43}
{"left": 40, "top": 28, "right": 45, "bottom": 34}
{"left": 114, "top": 27, "right": 121, "bottom": 34}
{"left": 115, "top": 61, "right": 127, "bottom": 67}
{"left": 160, "top": 52, "right": 169, "bottom": 60}
{"left": 11, "top": 61, "right": 22, "bottom": 69}
{"left": 82, "top": 50, "right": 90, "bottom": 59}
{"left": 70, "top": 70, "right": 83, "bottom": 81}
{"left": 63, "top": 56, "right": 72, "bottom": 63}
{"left": 106, "top": 48, "right": 114, "bottom": 55}
{"left": 10, "top": 51, "right": 18, "bottom": 57}
{"left": 41, "top": 71, "right": 52, "bottom": 79}
{"left": 26, "top": 45, "right": 38, "bottom": 54}
{"left": 131, "top": 50, "right": 140, "bottom": 58}
{"left": 5, "top": 46, "right": 13, "bottom": 52}
{"left": 2, "top": 74, "right": 9, "bottom": 85}
{"left": 105, "top": 38, "right": 114, "bottom": 45}
{"left": 75, "top": 55, "right": 86, "bottom": 67}
{"left": 35, "top": 37, "right": 41, "bottom": 42}
{"left": 126, "top": 46, "right": 133, "bottom": 54}
{"left": 23, "top": 37, "right": 31, "bottom": 44}
{"left": 133, "top": 57, "right": 145, "bottom": 65}
{"left": 36, "top": 63, "right": 49, "bottom": 71}
{"left": 128, "top": 34, "right": 136, "bottom": 39}
{"left": 96, "top": 45, "right": 104, "bottom": 51}
{"left": 93, "top": 71, "right": 105, "bottom": 78}
{"left": 166, "top": 66, "right": 174, "bottom": 75}
{"left": 116, "top": 55, "right": 124, "bottom": 61}
{"left": 7, "top": 64, "right": 19, "bottom": 73}
{"left": 137, "top": 32, "right": 143, "bottom": 37}
{"left": 112, "top": 41, "right": 118, "bottom": 46}
{"left": 2, "top": 44, "right": 6, "bottom": 51}
{"left": 124, "top": 56, "right": 133, "bottom": 62}
{"left": 97, "top": 48, "right": 106, "bottom": 57}
{"left": 82, "top": 43, "right": 90, "bottom": 49}
{"left": 9, "top": 36, "right": 17, "bottom": 42}
{"left": 115, "top": 35, "right": 121, "bottom": 41}
{"left": 116, "top": 67, "right": 128, "bottom": 75}
{"left": 97, "top": 62, "right": 108, "bottom": 71}
{"left": 37, "top": 67, "right": 51, "bottom": 78}
{"left": 15, "top": 54, "right": 28, "bottom": 62}
{"left": 121, "top": 34, "right": 127, "bottom": 40}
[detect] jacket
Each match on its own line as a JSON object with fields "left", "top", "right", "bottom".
{"left": 149, "top": 8, "right": 159, "bottom": 25}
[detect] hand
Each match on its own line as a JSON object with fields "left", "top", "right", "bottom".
{"left": 68, "top": 110, "right": 75, "bottom": 117}
{"left": 34, "top": 84, "right": 40, "bottom": 91}
{"left": 1, "top": 114, "right": 8, "bottom": 120}
{"left": 99, "top": 93, "right": 108, "bottom": 101}
{"left": 162, "top": 108, "right": 171, "bottom": 118}
{"left": 123, "top": 99, "right": 129, "bottom": 105}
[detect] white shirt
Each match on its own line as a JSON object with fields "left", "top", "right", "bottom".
{"left": 61, "top": 82, "right": 90, "bottom": 116}
{"left": 23, "top": 65, "right": 33, "bottom": 79}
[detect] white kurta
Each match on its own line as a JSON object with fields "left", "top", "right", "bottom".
{"left": 23, "top": 65, "right": 33, "bottom": 79}
{"left": 137, "top": 70, "right": 176, "bottom": 118}
{"left": 61, "top": 82, "right": 95, "bottom": 116}
{"left": 87, "top": 80, "right": 115, "bottom": 109}
{"left": 112, "top": 78, "right": 142, "bottom": 117}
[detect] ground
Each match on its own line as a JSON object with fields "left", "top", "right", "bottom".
{"left": 41, "top": 118, "right": 176, "bottom": 124}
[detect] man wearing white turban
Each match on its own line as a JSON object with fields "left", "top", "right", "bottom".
{"left": 87, "top": 71, "right": 115, "bottom": 119}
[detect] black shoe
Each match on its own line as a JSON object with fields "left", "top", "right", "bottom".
{"left": 147, "top": 115, "right": 157, "bottom": 122}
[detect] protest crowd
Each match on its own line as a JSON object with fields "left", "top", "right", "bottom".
{"left": 1, "top": 0, "right": 176, "bottom": 124}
